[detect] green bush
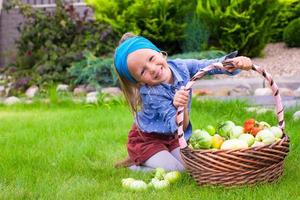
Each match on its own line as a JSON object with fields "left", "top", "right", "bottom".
{"left": 196, "top": 0, "right": 281, "bottom": 57}
{"left": 181, "top": 14, "right": 209, "bottom": 53}
{"left": 169, "top": 50, "right": 226, "bottom": 60}
{"left": 85, "top": 0, "right": 195, "bottom": 54}
{"left": 283, "top": 18, "right": 300, "bottom": 47}
{"left": 4, "top": 0, "right": 118, "bottom": 91}
{"left": 68, "top": 51, "right": 117, "bottom": 89}
{"left": 271, "top": 0, "right": 300, "bottom": 42}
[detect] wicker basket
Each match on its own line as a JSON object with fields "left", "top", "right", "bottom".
{"left": 177, "top": 64, "right": 290, "bottom": 187}
{"left": 181, "top": 137, "right": 289, "bottom": 186}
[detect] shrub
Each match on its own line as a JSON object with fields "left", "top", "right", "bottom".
{"left": 84, "top": 0, "right": 195, "bottom": 54}
{"left": 3, "top": 0, "right": 118, "bottom": 91}
{"left": 196, "top": 0, "right": 281, "bottom": 57}
{"left": 169, "top": 50, "right": 226, "bottom": 60}
{"left": 271, "top": 0, "right": 300, "bottom": 42}
{"left": 68, "top": 51, "right": 117, "bottom": 89}
{"left": 181, "top": 14, "right": 209, "bottom": 53}
{"left": 283, "top": 18, "right": 300, "bottom": 47}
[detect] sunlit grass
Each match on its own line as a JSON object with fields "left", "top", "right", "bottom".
{"left": 0, "top": 99, "right": 299, "bottom": 199}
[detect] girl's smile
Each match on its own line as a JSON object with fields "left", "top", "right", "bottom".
{"left": 127, "top": 49, "right": 173, "bottom": 86}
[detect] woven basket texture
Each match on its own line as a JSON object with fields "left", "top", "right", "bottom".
{"left": 180, "top": 135, "right": 289, "bottom": 187}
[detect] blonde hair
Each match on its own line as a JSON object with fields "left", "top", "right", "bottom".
{"left": 114, "top": 32, "right": 142, "bottom": 116}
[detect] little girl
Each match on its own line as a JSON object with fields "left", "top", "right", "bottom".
{"left": 114, "top": 33, "right": 252, "bottom": 172}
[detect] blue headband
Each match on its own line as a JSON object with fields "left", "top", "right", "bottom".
{"left": 114, "top": 36, "right": 160, "bottom": 83}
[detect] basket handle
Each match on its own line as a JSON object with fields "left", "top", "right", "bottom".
{"left": 176, "top": 62, "right": 285, "bottom": 149}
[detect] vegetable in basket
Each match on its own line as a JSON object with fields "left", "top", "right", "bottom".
{"left": 238, "top": 133, "right": 255, "bottom": 147}
{"left": 205, "top": 125, "right": 216, "bottom": 136}
{"left": 190, "top": 119, "right": 282, "bottom": 150}
{"left": 270, "top": 126, "right": 283, "bottom": 139}
{"left": 217, "top": 121, "right": 235, "bottom": 138}
{"left": 258, "top": 121, "right": 271, "bottom": 129}
{"left": 229, "top": 126, "right": 244, "bottom": 139}
{"left": 243, "top": 118, "right": 256, "bottom": 133}
{"left": 255, "top": 129, "right": 276, "bottom": 145}
{"left": 190, "top": 129, "right": 212, "bottom": 149}
{"left": 211, "top": 134, "right": 225, "bottom": 149}
{"left": 243, "top": 118, "right": 269, "bottom": 136}
{"left": 220, "top": 139, "right": 248, "bottom": 150}
{"left": 251, "top": 141, "right": 265, "bottom": 147}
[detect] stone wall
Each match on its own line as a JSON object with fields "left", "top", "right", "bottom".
{"left": 0, "top": 7, "right": 23, "bottom": 66}
{"left": 0, "top": 0, "right": 87, "bottom": 67}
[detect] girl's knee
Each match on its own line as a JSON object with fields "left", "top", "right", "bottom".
{"left": 174, "top": 163, "right": 185, "bottom": 172}
{"left": 144, "top": 150, "right": 185, "bottom": 171}
{"left": 160, "top": 161, "right": 185, "bottom": 172}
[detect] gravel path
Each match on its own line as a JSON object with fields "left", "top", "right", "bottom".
{"left": 215, "top": 43, "right": 300, "bottom": 79}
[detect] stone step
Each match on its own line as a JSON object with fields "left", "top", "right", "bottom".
{"left": 193, "top": 77, "right": 300, "bottom": 91}
{"left": 192, "top": 77, "right": 300, "bottom": 108}
{"left": 198, "top": 95, "right": 300, "bottom": 108}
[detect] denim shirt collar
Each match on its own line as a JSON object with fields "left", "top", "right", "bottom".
{"left": 166, "top": 61, "right": 184, "bottom": 86}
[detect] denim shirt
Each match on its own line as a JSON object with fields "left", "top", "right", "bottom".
{"left": 135, "top": 51, "right": 239, "bottom": 140}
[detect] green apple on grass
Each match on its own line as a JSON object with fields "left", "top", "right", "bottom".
{"left": 154, "top": 167, "right": 165, "bottom": 180}
{"left": 164, "top": 171, "right": 181, "bottom": 183}
{"left": 149, "top": 178, "right": 170, "bottom": 190}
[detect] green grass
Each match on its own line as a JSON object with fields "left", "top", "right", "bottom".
{"left": 0, "top": 99, "right": 299, "bottom": 199}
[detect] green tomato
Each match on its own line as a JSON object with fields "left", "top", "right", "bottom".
{"left": 194, "top": 130, "right": 212, "bottom": 149}
{"left": 220, "top": 139, "right": 248, "bottom": 150}
{"left": 230, "top": 126, "right": 244, "bottom": 139}
{"left": 218, "top": 121, "right": 235, "bottom": 138}
{"left": 154, "top": 168, "right": 166, "bottom": 180}
{"left": 239, "top": 134, "right": 255, "bottom": 146}
{"left": 191, "top": 129, "right": 203, "bottom": 140}
{"left": 150, "top": 178, "right": 170, "bottom": 190}
{"left": 191, "top": 129, "right": 212, "bottom": 149}
{"left": 193, "top": 143, "right": 201, "bottom": 149}
{"left": 258, "top": 121, "right": 271, "bottom": 129}
{"left": 122, "top": 178, "right": 135, "bottom": 188}
{"left": 164, "top": 171, "right": 181, "bottom": 183}
{"left": 251, "top": 141, "right": 265, "bottom": 147}
{"left": 270, "top": 126, "right": 283, "bottom": 139}
{"left": 255, "top": 129, "right": 276, "bottom": 145}
{"left": 129, "top": 180, "right": 148, "bottom": 191}
{"left": 205, "top": 125, "right": 216, "bottom": 136}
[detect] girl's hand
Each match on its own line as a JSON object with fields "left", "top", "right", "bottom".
{"left": 173, "top": 89, "right": 189, "bottom": 108}
{"left": 223, "top": 56, "right": 253, "bottom": 72}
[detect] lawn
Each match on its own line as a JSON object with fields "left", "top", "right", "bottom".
{"left": 0, "top": 99, "right": 299, "bottom": 199}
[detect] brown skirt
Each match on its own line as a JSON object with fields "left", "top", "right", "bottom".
{"left": 127, "top": 124, "right": 179, "bottom": 165}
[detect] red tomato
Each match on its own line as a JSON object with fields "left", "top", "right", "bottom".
{"left": 243, "top": 118, "right": 256, "bottom": 133}
{"left": 251, "top": 127, "right": 262, "bottom": 136}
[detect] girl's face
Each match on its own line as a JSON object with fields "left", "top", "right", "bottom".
{"left": 127, "top": 49, "right": 172, "bottom": 86}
